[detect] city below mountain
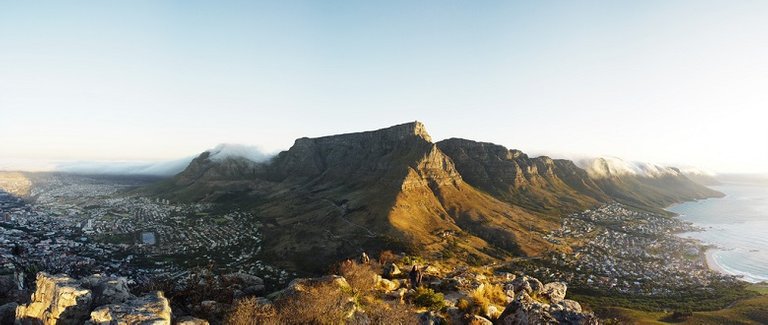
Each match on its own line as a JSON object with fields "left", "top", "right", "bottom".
{"left": 2, "top": 122, "right": 765, "bottom": 325}
{"left": 148, "top": 122, "right": 722, "bottom": 271}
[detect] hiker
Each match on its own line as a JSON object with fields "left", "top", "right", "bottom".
{"left": 409, "top": 265, "right": 422, "bottom": 288}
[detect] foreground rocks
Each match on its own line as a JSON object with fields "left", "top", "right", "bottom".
{"left": 87, "top": 291, "right": 171, "bottom": 325}
{"left": 14, "top": 272, "right": 173, "bottom": 325}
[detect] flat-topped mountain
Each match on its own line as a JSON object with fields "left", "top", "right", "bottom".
{"left": 150, "top": 122, "right": 722, "bottom": 272}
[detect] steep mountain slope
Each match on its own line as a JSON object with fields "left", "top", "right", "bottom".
{"left": 154, "top": 122, "right": 722, "bottom": 271}
{"left": 160, "top": 122, "right": 558, "bottom": 271}
{"left": 437, "top": 138, "right": 610, "bottom": 214}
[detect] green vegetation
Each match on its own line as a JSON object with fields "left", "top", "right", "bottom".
{"left": 412, "top": 287, "right": 446, "bottom": 311}
{"left": 599, "top": 295, "right": 768, "bottom": 325}
{"left": 572, "top": 281, "right": 758, "bottom": 313}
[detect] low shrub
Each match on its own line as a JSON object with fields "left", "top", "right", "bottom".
{"left": 412, "top": 287, "right": 445, "bottom": 311}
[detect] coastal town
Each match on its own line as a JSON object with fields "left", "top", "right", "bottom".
{"left": 0, "top": 173, "right": 747, "bottom": 307}
{"left": 0, "top": 173, "right": 292, "bottom": 290}
{"left": 521, "top": 204, "right": 738, "bottom": 296}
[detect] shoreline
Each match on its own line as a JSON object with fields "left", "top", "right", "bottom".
{"left": 702, "top": 248, "right": 729, "bottom": 275}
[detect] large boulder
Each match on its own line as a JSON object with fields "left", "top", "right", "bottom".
{"left": 267, "top": 275, "right": 350, "bottom": 301}
{"left": 80, "top": 275, "right": 133, "bottom": 307}
{"left": 383, "top": 263, "right": 401, "bottom": 279}
{"left": 15, "top": 273, "right": 93, "bottom": 325}
{"left": 498, "top": 290, "right": 597, "bottom": 325}
{"left": 15, "top": 272, "right": 177, "bottom": 325}
{"left": 86, "top": 291, "right": 171, "bottom": 325}
{"left": 377, "top": 278, "right": 400, "bottom": 292}
{"left": 541, "top": 282, "right": 567, "bottom": 304}
{"left": 509, "top": 276, "right": 544, "bottom": 296}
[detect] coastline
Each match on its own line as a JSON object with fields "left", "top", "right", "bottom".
{"left": 666, "top": 194, "right": 745, "bottom": 281}
{"left": 703, "top": 248, "right": 729, "bottom": 275}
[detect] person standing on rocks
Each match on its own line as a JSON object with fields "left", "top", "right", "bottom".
{"left": 409, "top": 265, "right": 422, "bottom": 289}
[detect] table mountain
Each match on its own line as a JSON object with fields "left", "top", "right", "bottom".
{"left": 151, "top": 122, "right": 721, "bottom": 271}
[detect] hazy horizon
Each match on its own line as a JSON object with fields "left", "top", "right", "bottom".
{"left": 2, "top": 1, "right": 768, "bottom": 173}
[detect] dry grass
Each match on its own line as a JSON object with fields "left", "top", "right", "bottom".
{"left": 378, "top": 250, "right": 397, "bottom": 264}
{"left": 355, "top": 299, "right": 418, "bottom": 325}
{"left": 466, "top": 284, "right": 507, "bottom": 317}
{"left": 338, "top": 261, "right": 379, "bottom": 295}
{"left": 227, "top": 282, "right": 353, "bottom": 325}
{"left": 226, "top": 297, "right": 280, "bottom": 325}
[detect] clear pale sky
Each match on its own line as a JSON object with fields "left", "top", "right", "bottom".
{"left": 1, "top": 1, "right": 767, "bottom": 173}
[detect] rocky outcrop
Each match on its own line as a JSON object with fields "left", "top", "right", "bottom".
{"left": 15, "top": 273, "right": 93, "bottom": 325}
{"left": 383, "top": 263, "right": 401, "bottom": 279}
{"left": 86, "top": 291, "right": 170, "bottom": 325}
{"left": 14, "top": 273, "right": 174, "bottom": 325}
{"left": 542, "top": 282, "right": 567, "bottom": 304}
{"left": 498, "top": 276, "right": 597, "bottom": 325}
{"left": 223, "top": 272, "right": 265, "bottom": 298}
{"left": 437, "top": 138, "right": 609, "bottom": 214}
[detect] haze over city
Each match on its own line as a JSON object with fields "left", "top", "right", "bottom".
{"left": 2, "top": 1, "right": 767, "bottom": 173}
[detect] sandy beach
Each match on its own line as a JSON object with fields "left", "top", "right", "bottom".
{"left": 704, "top": 248, "right": 729, "bottom": 275}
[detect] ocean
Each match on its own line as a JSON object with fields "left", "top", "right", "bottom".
{"left": 668, "top": 183, "right": 768, "bottom": 283}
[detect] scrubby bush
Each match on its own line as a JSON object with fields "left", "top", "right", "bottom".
{"left": 456, "top": 298, "right": 472, "bottom": 312}
{"left": 359, "top": 299, "right": 419, "bottom": 324}
{"left": 226, "top": 280, "right": 353, "bottom": 324}
{"left": 412, "top": 287, "right": 445, "bottom": 311}
{"left": 378, "top": 250, "right": 397, "bottom": 264}
{"left": 338, "top": 260, "right": 379, "bottom": 296}
{"left": 226, "top": 297, "right": 279, "bottom": 325}
{"left": 466, "top": 284, "right": 507, "bottom": 317}
{"left": 275, "top": 282, "right": 353, "bottom": 324}
{"left": 402, "top": 255, "right": 424, "bottom": 266}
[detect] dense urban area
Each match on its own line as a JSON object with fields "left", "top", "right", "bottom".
{"left": 0, "top": 173, "right": 291, "bottom": 291}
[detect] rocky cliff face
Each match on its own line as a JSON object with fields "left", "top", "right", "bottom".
{"left": 14, "top": 272, "right": 171, "bottom": 325}
{"left": 152, "top": 122, "right": 723, "bottom": 272}
{"left": 437, "top": 138, "right": 609, "bottom": 214}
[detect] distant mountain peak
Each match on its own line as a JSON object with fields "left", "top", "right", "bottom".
{"left": 294, "top": 121, "right": 432, "bottom": 145}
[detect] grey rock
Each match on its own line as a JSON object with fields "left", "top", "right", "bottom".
{"left": 541, "top": 282, "right": 567, "bottom": 304}
{"left": 86, "top": 291, "right": 171, "bottom": 325}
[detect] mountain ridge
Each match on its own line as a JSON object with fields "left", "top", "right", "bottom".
{"left": 149, "top": 121, "right": 722, "bottom": 271}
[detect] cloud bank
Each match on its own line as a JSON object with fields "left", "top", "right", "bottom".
{"left": 205, "top": 144, "right": 272, "bottom": 163}
{"left": 578, "top": 157, "right": 684, "bottom": 179}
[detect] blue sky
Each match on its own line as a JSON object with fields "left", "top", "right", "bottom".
{"left": 1, "top": 1, "right": 767, "bottom": 173}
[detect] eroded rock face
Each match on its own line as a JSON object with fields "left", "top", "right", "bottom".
{"left": 509, "top": 276, "right": 543, "bottom": 296}
{"left": 80, "top": 275, "right": 133, "bottom": 308}
{"left": 498, "top": 280, "right": 598, "bottom": 325}
{"left": 15, "top": 273, "right": 93, "bottom": 325}
{"left": 542, "top": 282, "right": 567, "bottom": 304}
{"left": 15, "top": 273, "right": 176, "bottom": 325}
{"left": 86, "top": 291, "right": 171, "bottom": 325}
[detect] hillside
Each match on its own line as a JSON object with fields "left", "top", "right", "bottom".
{"left": 151, "top": 122, "right": 722, "bottom": 272}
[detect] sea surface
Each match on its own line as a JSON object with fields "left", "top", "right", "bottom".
{"left": 668, "top": 183, "right": 768, "bottom": 283}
